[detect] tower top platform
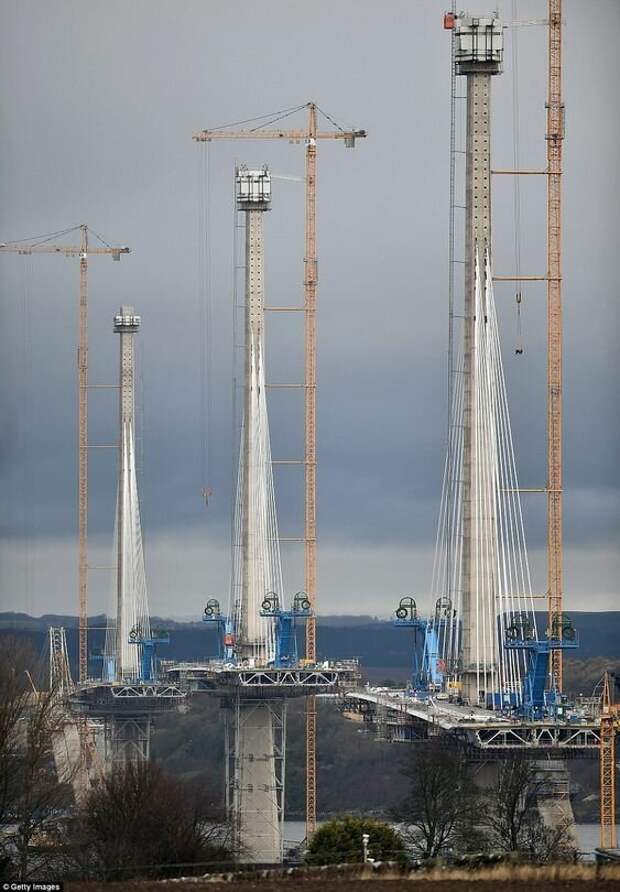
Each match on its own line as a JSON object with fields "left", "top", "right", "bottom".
{"left": 114, "top": 307, "right": 141, "bottom": 332}
{"left": 236, "top": 165, "right": 271, "bottom": 210}
{"left": 454, "top": 13, "right": 503, "bottom": 75}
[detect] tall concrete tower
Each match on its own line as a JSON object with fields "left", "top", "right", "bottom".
{"left": 71, "top": 308, "right": 185, "bottom": 769}
{"left": 231, "top": 166, "right": 281, "bottom": 862}
{"left": 237, "top": 166, "right": 277, "bottom": 662}
{"left": 113, "top": 306, "right": 150, "bottom": 683}
{"left": 455, "top": 14, "right": 504, "bottom": 703}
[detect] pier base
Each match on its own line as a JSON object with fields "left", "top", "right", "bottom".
{"left": 228, "top": 699, "right": 285, "bottom": 863}
{"left": 104, "top": 715, "right": 151, "bottom": 767}
{"left": 536, "top": 758, "right": 578, "bottom": 847}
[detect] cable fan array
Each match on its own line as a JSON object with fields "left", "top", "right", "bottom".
{"left": 230, "top": 330, "right": 279, "bottom": 664}
{"left": 104, "top": 417, "right": 151, "bottom": 681}
{"left": 432, "top": 252, "right": 537, "bottom": 705}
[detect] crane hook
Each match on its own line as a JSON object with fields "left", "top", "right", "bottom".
{"left": 515, "top": 291, "right": 524, "bottom": 355}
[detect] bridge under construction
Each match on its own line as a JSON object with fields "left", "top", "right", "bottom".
{"left": 3, "top": 0, "right": 618, "bottom": 868}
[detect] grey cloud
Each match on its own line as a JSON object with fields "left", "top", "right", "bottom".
{"left": 0, "top": 0, "right": 618, "bottom": 616}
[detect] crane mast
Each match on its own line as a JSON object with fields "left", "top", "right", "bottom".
{"left": 599, "top": 672, "right": 620, "bottom": 850}
{"left": 546, "top": 0, "right": 564, "bottom": 691}
{"left": 304, "top": 103, "right": 318, "bottom": 831}
{"left": 78, "top": 225, "right": 89, "bottom": 685}
{"left": 194, "top": 103, "right": 365, "bottom": 835}
{"left": 0, "top": 226, "right": 130, "bottom": 681}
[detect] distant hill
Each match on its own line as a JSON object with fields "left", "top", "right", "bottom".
{"left": 1, "top": 610, "right": 618, "bottom": 679}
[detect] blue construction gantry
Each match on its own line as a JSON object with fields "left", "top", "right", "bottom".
{"left": 393, "top": 596, "right": 451, "bottom": 694}
{"left": 504, "top": 614, "right": 579, "bottom": 720}
{"left": 202, "top": 592, "right": 312, "bottom": 668}
{"left": 202, "top": 598, "right": 235, "bottom": 661}
{"left": 260, "top": 591, "right": 312, "bottom": 668}
{"left": 128, "top": 626, "right": 170, "bottom": 682}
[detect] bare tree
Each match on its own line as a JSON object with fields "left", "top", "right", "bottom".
{"left": 0, "top": 637, "right": 32, "bottom": 831}
{"left": 0, "top": 636, "right": 75, "bottom": 880}
{"left": 483, "top": 756, "right": 576, "bottom": 862}
{"left": 392, "top": 745, "right": 482, "bottom": 859}
{"left": 72, "top": 761, "right": 231, "bottom": 879}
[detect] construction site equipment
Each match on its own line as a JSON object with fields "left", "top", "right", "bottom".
{"left": 128, "top": 627, "right": 170, "bottom": 682}
{"left": 193, "top": 102, "right": 366, "bottom": 836}
{"left": 546, "top": 0, "right": 565, "bottom": 692}
{"left": 600, "top": 672, "right": 620, "bottom": 850}
{"left": 203, "top": 598, "right": 234, "bottom": 660}
{"left": 393, "top": 596, "right": 447, "bottom": 693}
{"left": 504, "top": 615, "right": 577, "bottom": 719}
{"left": 0, "top": 225, "right": 130, "bottom": 683}
{"left": 260, "top": 592, "right": 312, "bottom": 668}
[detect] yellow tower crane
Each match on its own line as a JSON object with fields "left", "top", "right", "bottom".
{"left": 193, "top": 102, "right": 366, "bottom": 836}
{"left": 546, "top": 0, "right": 565, "bottom": 692}
{"left": 600, "top": 672, "right": 620, "bottom": 851}
{"left": 0, "top": 225, "right": 130, "bottom": 682}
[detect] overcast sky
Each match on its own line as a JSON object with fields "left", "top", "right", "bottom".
{"left": 0, "top": 0, "right": 618, "bottom": 620}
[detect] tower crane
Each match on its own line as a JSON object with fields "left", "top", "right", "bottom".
{"left": 546, "top": 0, "right": 565, "bottom": 692}
{"left": 0, "top": 224, "right": 130, "bottom": 682}
{"left": 193, "top": 102, "right": 366, "bottom": 836}
{"left": 600, "top": 672, "right": 620, "bottom": 851}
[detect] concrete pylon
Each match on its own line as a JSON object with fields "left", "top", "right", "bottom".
{"left": 112, "top": 306, "right": 149, "bottom": 682}
{"left": 228, "top": 699, "right": 284, "bottom": 863}
{"left": 230, "top": 166, "right": 283, "bottom": 862}
{"left": 455, "top": 13, "right": 504, "bottom": 704}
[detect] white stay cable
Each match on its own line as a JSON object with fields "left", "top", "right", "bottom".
{"left": 430, "top": 249, "right": 537, "bottom": 703}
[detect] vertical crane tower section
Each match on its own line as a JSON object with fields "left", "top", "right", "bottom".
{"left": 546, "top": 0, "right": 564, "bottom": 692}
{"left": 78, "top": 227, "right": 89, "bottom": 686}
{"left": 454, "top": 13, "right": 503, "bottom": 704}
{"left": 599, "top": 673, "right": 620, "bottom": 851}
{"left": 304, "top": 104, "right": 319, "bottom": 836}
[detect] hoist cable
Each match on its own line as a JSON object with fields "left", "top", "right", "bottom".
{"left": 197, "top": 145, "right": 214, "bottom": 506}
